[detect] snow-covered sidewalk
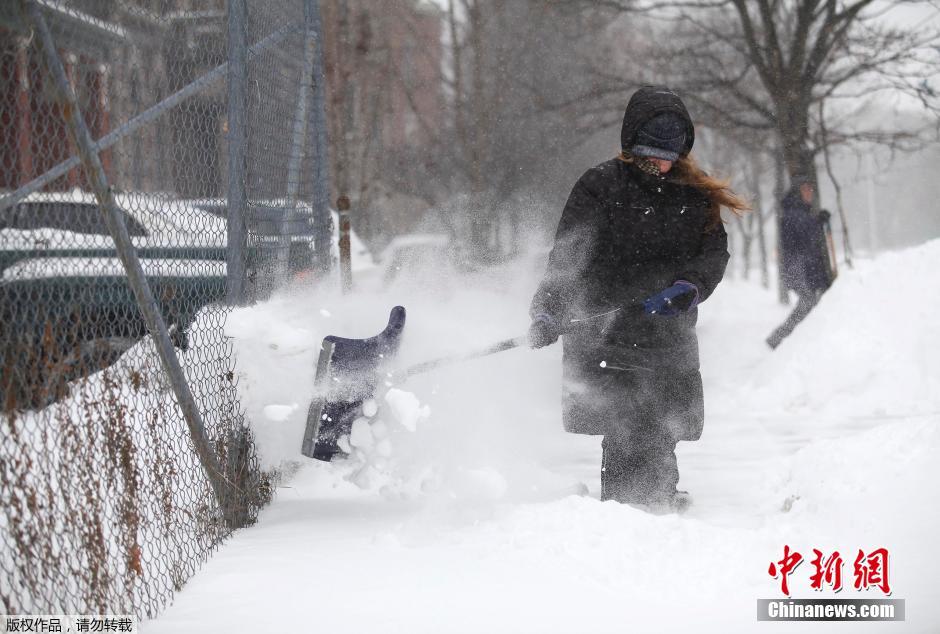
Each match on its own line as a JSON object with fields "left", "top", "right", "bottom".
{"left": 144, "top": 242, "right": 940, "bottom": 633}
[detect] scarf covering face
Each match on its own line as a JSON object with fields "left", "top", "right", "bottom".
{"left": 634, "top": 156, "right": 663, "bottom": 176}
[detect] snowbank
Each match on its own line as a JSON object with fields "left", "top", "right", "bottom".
{"left": 1, "top": 334, "right": 232, "bottom": 613}
{"left": 737, "top": 240, "right": 940, "bottom": 419}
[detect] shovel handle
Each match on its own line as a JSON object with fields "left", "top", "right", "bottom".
{"left": 393, "top": 335, "right": 529, "bottom": 381}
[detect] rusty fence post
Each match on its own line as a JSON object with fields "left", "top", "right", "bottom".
{"left": 337, "top": 195, "right": 352, "bottom": 293}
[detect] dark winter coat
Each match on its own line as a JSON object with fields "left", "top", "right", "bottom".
{"left": 779, "top": 189, "right": 832, "bottom": 294}
{"left": 530, "top": 89, "right": 728, "bottom": 441}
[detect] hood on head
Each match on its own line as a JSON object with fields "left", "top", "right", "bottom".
{"left": 620, "top": 86, "right": 695, "bottom": 157}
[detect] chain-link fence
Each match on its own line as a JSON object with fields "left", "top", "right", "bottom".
{"left": 0, "top": 0, "right": 332, "bottom": 618}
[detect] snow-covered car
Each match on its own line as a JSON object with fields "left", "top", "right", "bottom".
{"left": 1, "top": 191, "right": 373, "bottom": 410}
{"left": 191, "top": 199, "right": 375, "bottom": 279}
{"left": 0, "top": 190, "right": 230, "bottom": 411}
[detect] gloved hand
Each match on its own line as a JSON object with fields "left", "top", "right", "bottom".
{"left": 817, "top": 209, "right": 832, "bottom": 224}
{"left": 528, "top": 313, "right": 560, "bottom": 348}
{"left": 643, "top": 281, "right": 699, "bottom": 317}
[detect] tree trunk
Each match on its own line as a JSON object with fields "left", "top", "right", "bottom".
{"left": 773, "top": 149, "right": 790, "bottom": 304}
{"left": 747, "top": 153, "right": 769, "bottom": 288}
{"left": 743, "top": 215, "right": 754, "bottom": 280}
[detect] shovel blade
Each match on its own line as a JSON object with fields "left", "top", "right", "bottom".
{"left": 301, "top": 306, "right": 406, "bottom": 461}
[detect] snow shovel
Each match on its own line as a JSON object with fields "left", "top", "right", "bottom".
{"left": 300, "top": 306, "right": 531, "bottom": 460}
{"left": 301, "top": 306, "right": 407, "bottom": 460}
{"left": 300, "top": 306, "right": 647, "bottom": 461}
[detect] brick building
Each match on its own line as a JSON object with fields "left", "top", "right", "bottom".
{"left": 1, "top": 1, "right": 443, "bottom": 208}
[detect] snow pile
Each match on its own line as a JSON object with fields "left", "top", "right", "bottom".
{"left": 2, "top": 335, "right": 228, "bottom": 611}
{"left": 383, "top": 388, "right": 430, "bottom": 432}
{"left": 222, "top": 298, "right": 321, "bottom": 464}
{"left": 334, "top": 389, "right": 434, "bottom": 494}
{"left": 767, "top": 417, "right": 940, "bottom": 534}
{"left": 742, "top": 239, "right": 940, "bottom": 419}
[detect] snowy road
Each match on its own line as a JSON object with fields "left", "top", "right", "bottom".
{"left": 144, "top": 243, "right": 940, "bottom": 633}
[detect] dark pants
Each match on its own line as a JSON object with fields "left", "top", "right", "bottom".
{"left": 600, "top": 426, "right": 679, "bottom": 505}
{"left": 767, "top": 289, "right": 821, "bottom": 349}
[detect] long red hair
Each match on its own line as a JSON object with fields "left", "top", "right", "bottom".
{"left": 618, "top": 152, "right": 750, "bottom": 230}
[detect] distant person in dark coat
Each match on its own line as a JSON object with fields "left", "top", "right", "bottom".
{"left": 766, "top": 176, "right": 834, "bottom": 349}
{"left": 527, "top": 86, "right": 748, "bottom": 513}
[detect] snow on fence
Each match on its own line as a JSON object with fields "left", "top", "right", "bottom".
{"left": 1, "top": 0, "right": 332, "bottom": 618}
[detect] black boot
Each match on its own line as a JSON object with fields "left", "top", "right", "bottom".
{"left": 669, "top": 490, "right": 692, "bottom": 514}
{"left": 600, "top": 429, "right": 681, "bottom": 511}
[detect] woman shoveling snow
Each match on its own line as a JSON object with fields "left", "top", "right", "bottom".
{"left": 528, "top": 85, "right": 749, "bottom": 514}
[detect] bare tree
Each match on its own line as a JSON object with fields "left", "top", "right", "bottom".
{"left": 381, "top": 0, "right": 613, "bottom": 259}
{"left": 575, "top": 1, "right": 938, "bottom": 172}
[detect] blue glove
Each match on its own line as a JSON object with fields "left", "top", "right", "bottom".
{"left": 528, "top": 313, "right": 560, "bottom": 348}
{"left": 643, "top": 281, "right": 699, "bottom": 317}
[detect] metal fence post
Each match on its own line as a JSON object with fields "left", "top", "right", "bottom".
{"left": 226, "top": 0, "right": 248, "bottom": 305}
{"left": 308, "top": 0, "right": 332, "bottom": 274}
{"left": 21, "top": 0, "right": 239, "bottom": 526}
{"left": 276, "top": 5, "right": 317, "bottom": 285}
